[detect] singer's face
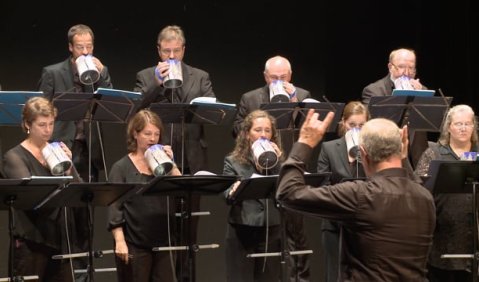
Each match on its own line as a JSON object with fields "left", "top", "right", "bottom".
{"left": 134, "top": 122, "right": 161, "bottom": 153}
{"left": 264, "top": 64, "right": 291, "bottom": 85}
{"left": 448, "top": 111, "right": 475, "bottom": 144}
{"left": 343, "top": 113, "right": 367, "bottom": 132}
{"left": 29, "top": 115, "right": 55, "bottom": 143}
{"left": 248, "top": 117, "right": 273, "bottom": 143}
{"left": 69, "top": 33, "right": 94, "bottom": 60}
{"left": 158, "top": 39, "right": 185, "bottom": 61}
{"left": 388, "top": 50, "right": 417, "bottom": 80}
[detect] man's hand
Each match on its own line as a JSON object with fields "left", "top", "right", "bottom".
{"left": 410, "top": 78, "right": 423, "bottom": 90}
{"left": 91, "top": 56, "right": 104, "bottom": 73}
{"left": 401, "top": 124, "right": 409, "bottom": 160}
{"left": 298, "top": 109, "right": 335, "bottom": 148}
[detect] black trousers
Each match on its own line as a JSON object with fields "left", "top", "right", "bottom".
{"left": 427, "top": 264, "right": 474, "bottom": 282}
{"left": 321, "top": 220, "right": 340, "bottom": 282}
{"left": 12, "top": 239, "right": 74, "bottom": 282}
{"left": 115, "top": 242, "right": 177, "bottom": 282}
{"left": 285, "top": 211, "right": 311, "bottom": 282}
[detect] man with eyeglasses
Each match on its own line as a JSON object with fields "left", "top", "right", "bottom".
{"left": 233, "top": 55, "right": 312, "bottom": 281}
{"left": 37, "top": 23, "right": 112, "bottom": 282}
{"left": 361, "top": 48, "right": 429, "bottom": 168}
{"left": 134, "top": 25, "right": 215, "bottom": 282}
{"left": 361, "top": 48, "right": 426, "bottom": 105}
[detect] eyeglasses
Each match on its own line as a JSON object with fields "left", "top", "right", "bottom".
{"left": 451, "top": 122, "right": 475, "bottom": 129}
{"left": 391, "top": 63, "right": 416, "bottom": 74}
{"left": 159, "top": 48, "right": 183, "bottom": 56}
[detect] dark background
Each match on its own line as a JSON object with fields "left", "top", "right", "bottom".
{"left": 0, "top": 1, "right": 477, "bottom": 281}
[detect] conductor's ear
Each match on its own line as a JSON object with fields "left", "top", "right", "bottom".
{"left": 359, "top": 145, "right": 369, "bottom": 164}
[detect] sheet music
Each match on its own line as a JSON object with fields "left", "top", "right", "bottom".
{"left": 95, "top": 87, "right": 142, "bottom": 100}
{"left": 24, "top": 176, "right": 73, "bottom": 184}
{"left": 190, "top": 96, "right": 236, "bottom": 108}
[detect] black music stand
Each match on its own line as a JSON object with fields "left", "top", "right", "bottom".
{"left": 36, "top": 182, "right": 141, "bottom": 282}
{"left": 148, "top": 102, "right": 237, "bottom": 172}
{"left": 52, "top": 91, "right": 140, "bottom": 182}
{"left": 368, "top": 96, "right": 453, "bottom": 131}
{"left": 142, "top": 175, "right": 237, "bottom": 282}
{"left": 0, "top": 91, "right": 43, "bottom": 125}
{"left": 260, "top": 102, "right": 344, "bottom": 132}
{"left": 0, "top": 177, "right": 69, "bottom": 281}
{"left": 424, "top": 160, "right": 479, "bottom": 282}
{"left": 149, "top": 102, "right": 237, "bottom": 126}
{"left": 231, "top": 173, "right": 329, "bottom": 282}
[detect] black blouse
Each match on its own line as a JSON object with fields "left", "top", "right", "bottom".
{"left": 108, "top": 155, "right": 176, "bottom": 249}
{"left": 415, "top": 142, "right": 478, "bottom": 271}
{"left": 3, "top": 144, "right": 87, "bottom": 252}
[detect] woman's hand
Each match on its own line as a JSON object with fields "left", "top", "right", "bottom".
{"left": 270, "top": 142, "right": 283, "bottom": 159}
{"left": 112, "top": 227, "right": 131, "bottom": 264}
{"left": 115, "top": 240, "right": 130, "bottom": 264}
{"left": 163, "top": 145, "right": 174, "bottom": 160}
{"left": 60, "top": 142, "right": 74, "bottom": 175}
{"left": 60, "top": 142, "right": 72, "bottom": 160}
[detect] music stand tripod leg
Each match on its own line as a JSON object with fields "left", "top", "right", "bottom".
{"left": 186, "top": 191, "right": 195, "bottom": 282}
{"left": 84, "top": 194, "right": 95, "bottom": 282}
{"left": 7, "top": 196, "right": 17, "bottom": 281}
{"left": 279, "top": 205, "right": 290, "bottom": 282}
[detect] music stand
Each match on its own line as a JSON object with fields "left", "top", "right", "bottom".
{"left": 260, "top": 102, "right": 344, "bottom": 132}
{"left": 52, "top": 91, "right": 140, "bottom": 181}
{"left": 0, "top": 177, "right": 69, "bottom": 281}
{"left": 142, "top": 175, "right": 237, "bottom": 282}
{"left": 36, "top": 182, "right": 141, "bottom": 282}
{"left": 231, "top": 173, "right": 329, "bottom": 282}
{"left": 424, "top": 160, "right": 479, "bottom": 282}
{"left": 0, "top": 91, "right": 43, "bottom": 125}
{"left": 149, "top": 102, "right": 237, "bottom": 172}
{"left": 260, "top": 102, "right": 300, "bottom": 130}
{"left": 368, "top": 96, "right": 452, "bottom": 132}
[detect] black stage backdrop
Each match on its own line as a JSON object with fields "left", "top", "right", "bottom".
{"left": 0, "top": 1, "right": 477, "bottom": 281}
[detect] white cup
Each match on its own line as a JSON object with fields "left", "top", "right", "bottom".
{"left": 75, "top": 55, "right": 100, "bottom": 84}
{"left": 163, "top": 59, "right": 183, "bottom": 89}
{"left": 270, "top": 80, "right": 290, "bottom": 103}
{"left": 42, "top": 142, "right": 72, "bottom": 175}
{"left": 144, "top": 144, "right": 175, "bottom": 176}
{"left": 251, "top": 138, "right": 278, "bottom": 170}
{"left": 345, "top": 128, "right": 361, "bottom": 158}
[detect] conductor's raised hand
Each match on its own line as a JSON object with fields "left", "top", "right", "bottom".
{"left": 298, "top": 109, "right": 335, "bottom": 148}
{"left": 400, "top": 124, "right": 409, "bottom": 160}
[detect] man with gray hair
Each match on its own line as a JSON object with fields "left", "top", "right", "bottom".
{"left": 361, "top": 48, "right": 429, "bottom": 168}
{"left": 233, "top": 55, "right": 312, "bottom": 281}
{"left": 233, "top": 55, "right": 311, "bottom": 137}
{"left": 277, "top": 109, "right": 436, "bottom": 281}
